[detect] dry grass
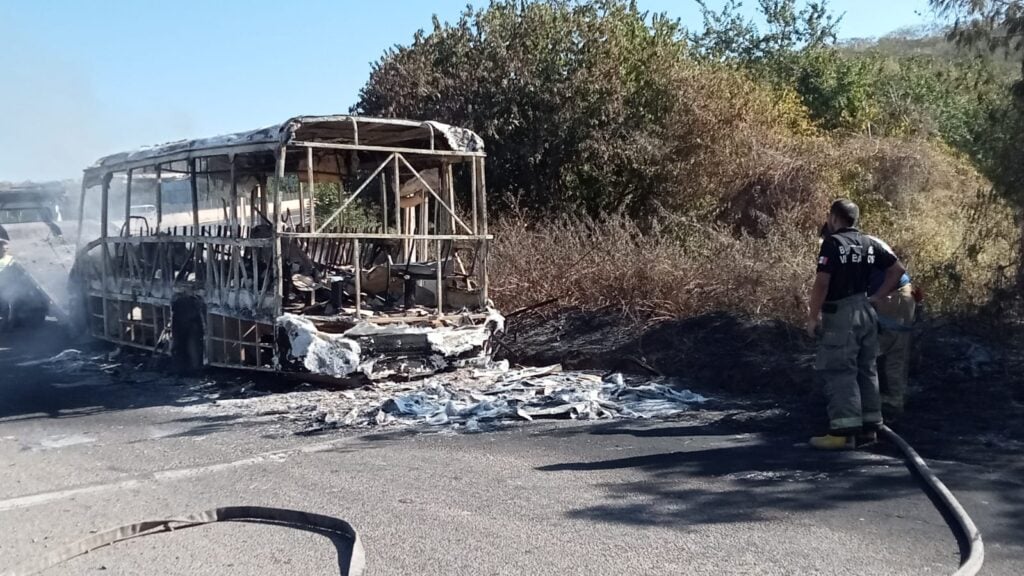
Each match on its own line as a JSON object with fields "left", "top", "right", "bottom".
{"left": 485, "top": 60, "right": 1018, "bottom": 324}
{"left": 491, "top": 211, "right": 816, "bottom": 324}
{"left": 843, "top": 137, "right": 1019, "bottom": 314}
{"left": 490, "top": 136, "right": 1018, "bottom": 324}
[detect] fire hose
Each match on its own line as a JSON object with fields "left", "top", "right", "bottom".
{"left": 880, "top": 425, "right": 984, "bottom": 576}
{"left": 0, "top": 506, "right": 365, "bottom": 576}
{"left": 0, "top": 430, "right": 982, "bottom": 576}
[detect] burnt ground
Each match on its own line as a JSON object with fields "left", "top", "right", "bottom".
{"left": 501, "top": 307, "right": 1024, "bottom": 472}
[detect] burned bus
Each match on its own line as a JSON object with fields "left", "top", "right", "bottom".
{"left": 72, "top": 116, "right": 499, "bottom": 378}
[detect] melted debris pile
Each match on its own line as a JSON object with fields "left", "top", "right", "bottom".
{"left": 191, "top": 364, "right": 708, "bottom": 434}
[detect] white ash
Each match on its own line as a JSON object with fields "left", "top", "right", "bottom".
{"left": 189, "top": 364, "right": 708, "bottom": 434}
{"left": 278, "top": 314, "right": 361, "bottom": 377}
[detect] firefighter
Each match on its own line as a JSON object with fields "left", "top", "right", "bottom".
{"left": 867, "top": 242, "right": 916, "bottom": 422}
{"left": 819, "top": 226, "right": 917, "bottom": 422}
{"left": 806, "top": 200, "right": 907, "bottom": 450}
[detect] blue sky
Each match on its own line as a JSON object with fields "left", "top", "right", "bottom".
{"left": 0, "top": 0, "right": 936, "bottom": 180}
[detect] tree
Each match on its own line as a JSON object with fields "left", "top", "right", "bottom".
{"left": 932, "top": 0, "right": 1024, "bottom": 88}
{"left": 689, "top": 0, "right": 840, "bottom": 64}
{"left": 353, "top": 0, "right": 824, "bottom": 223}
{"left": 931, "top": 0, "right": 1024, "bottom": 288}
{"left": 354, "top": 0, "right": 690, "bottom": 216}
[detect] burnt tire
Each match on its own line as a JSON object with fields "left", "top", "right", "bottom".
{"left": 171, "top": 295, "right": 205, "bottom": 375}
{"left": 66, "top": 267, "right": 90, "bottom": 337}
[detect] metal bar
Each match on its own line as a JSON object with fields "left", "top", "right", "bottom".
{"left": 479, "top": 158, "right": 489, "bottom": 304}
{"left": 479, "top": 158, "right": 488, "bottom": 236}
{"left": 189, "top": 159, "right": 201, "bottom": 233}
{"left": 291, "top": 140, "right": 485, "bottom": 158}
{"left": 379, "top": 172, "right": 387, "bottom": 233}
{"left": 100, "top": 174, "right": 111, "bottom": 338}
{"left": 124, "top": 168, "right": 133, "bottom": 236}
{"left": 86, "top": 290, "right": 180, "bottom": 306}
{"left": 206, "top": 362, "right": 279, "bottom": 373}
{"left": 419, "top": 194, "right": 429, "bottom": 259}
{"left": 155, "top": 164, "right": 163, "bottom": 232}
{"left": 273, "top": 147, "right": 286, "bottom": 316}
{"left": 205, "top": 227, "right": 214, "bottom": 302}
{"left": 336, "top": 154, "right": 345, "bottom": 233}
{"left": 281, "top": 232, "right": 491, "bottom": 240}
{"left": 424, "top": 123, "right": 435, "bottom": 150}
{"left": 97, "top": 236, "right": 273, "bottom": 247}
{"left": 251, "top": 246, "right": 259, "bottom": 307}
{"left": 142, "top": 168, "right": 232, "bottom": 176}
{"left": 398, "top": 155, "right": 474, "bottom": 234}
{"left": 435, "top": 240, "right": 443, "bottom": 315}
{"left": 229, "top": 157, "right": 240, "bottom": 308}
{"left": 75, "top": 180, "right": 87, "bottom": 249}
{"left": 229, "top": 156, "right": 239, "bottom": 232}
{"left": 446, "top": 162, "right": 455, "bottom": 234}
{"left": 353, "top": 238, "right": 361, "bottom": 315}
{"left": 482, "top": 238, "right": 489, "bottom": 306}
{"left": 392, "top": 155, "right": 401, "bottom": 258}
{"left": 189, "top": 159, "right": 202, "bottom": 294}
{"left": 306, "top": 146, "right": 317, "bottom": 232}
{"left": 82, "top": 142, "right": 279, "bottom": 178}
{"left": 350, "top": 117, "right": 359, "bottom": 145}
{"left": 316, "top": 153, "right": 395, "bottom": 233}
{"left": 471, "top": 158, "right": 478, "bottom": 235}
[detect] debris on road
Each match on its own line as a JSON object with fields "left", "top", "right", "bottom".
{"left": 15, "top": 348, "right": 123, "bottom": 377}
{"left": 15, "top": 344, "right": 708, "bottom": 435}
{"left": 186, "top": 363, "right": 708, "bottom": 434}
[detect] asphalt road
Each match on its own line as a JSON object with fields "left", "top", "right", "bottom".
{"left": 0, "top": 325, "right": 1021, "bottom": 575}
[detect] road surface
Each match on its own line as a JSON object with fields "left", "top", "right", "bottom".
{"left": 0, "top": 324, "right": 1021, "bottom": 575}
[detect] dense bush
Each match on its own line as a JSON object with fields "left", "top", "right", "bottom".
{"left": 490, "top": 137, "right": 1017, "bottom": 321}
{"left": 355, "top": 0, "right": 1021, "bottom": 320}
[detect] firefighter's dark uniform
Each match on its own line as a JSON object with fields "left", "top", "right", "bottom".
{"left": 815, "top": 228, "right": 897, "bottom": 434}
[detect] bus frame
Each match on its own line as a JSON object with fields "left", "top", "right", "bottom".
{"left": 73, "top": 115, "right": 496, "bottom": 378}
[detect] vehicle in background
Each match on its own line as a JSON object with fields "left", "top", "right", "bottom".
{"left": 0, "top": 183, "right": 72, "bottom": 328}
{"left": 0, "top": 182, "right": 65, "bottom": 240}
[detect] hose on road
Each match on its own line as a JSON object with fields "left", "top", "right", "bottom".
{"left": 0, "top": 428, "right": 983, "bottom": 576}
{"left": 1, "top": 506, "right": 365, "bottom": 576}
{"left": 881, "top": 425, "right": 984, "bottom": 576}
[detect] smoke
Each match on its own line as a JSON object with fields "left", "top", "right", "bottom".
{"left": 0, "top": 24, "right": 113, "bottom": 181}
{"left": 1, "top": 223, "right": 77, "bottom": 313}
{"left": 0, "top": 15, "right": 196, "bottom": 182}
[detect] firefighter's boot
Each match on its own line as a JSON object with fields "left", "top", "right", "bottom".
{"left": 809, "top": 434, "right": 855, "bottom": 450}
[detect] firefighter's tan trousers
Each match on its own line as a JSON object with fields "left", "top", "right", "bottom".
{"left": 875, "top": 284, "right": 916, "bottom": 414}
{"left": 815, "top": 294, "right": 882, "bottom": 434}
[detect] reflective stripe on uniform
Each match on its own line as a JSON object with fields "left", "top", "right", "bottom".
{"left": 829, "top": 416, "right": 864, "bottom": 431}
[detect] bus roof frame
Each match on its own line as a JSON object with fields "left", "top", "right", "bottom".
{"left": 83, "top": 115, "right": 486, "bottom": 187}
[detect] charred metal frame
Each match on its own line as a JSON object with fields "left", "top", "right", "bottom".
{"left": 75, "top": 116, "right": 491, "bottom": 372}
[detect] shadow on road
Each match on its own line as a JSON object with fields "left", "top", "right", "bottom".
{"left": 535, "top": 415, "right": 924, "bottom": 529}
{"left": 535, "top": 413, "right": 1024, "bottom": 576}
{"left": 0, "top": 322, "right": 259, "bottom": 430}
